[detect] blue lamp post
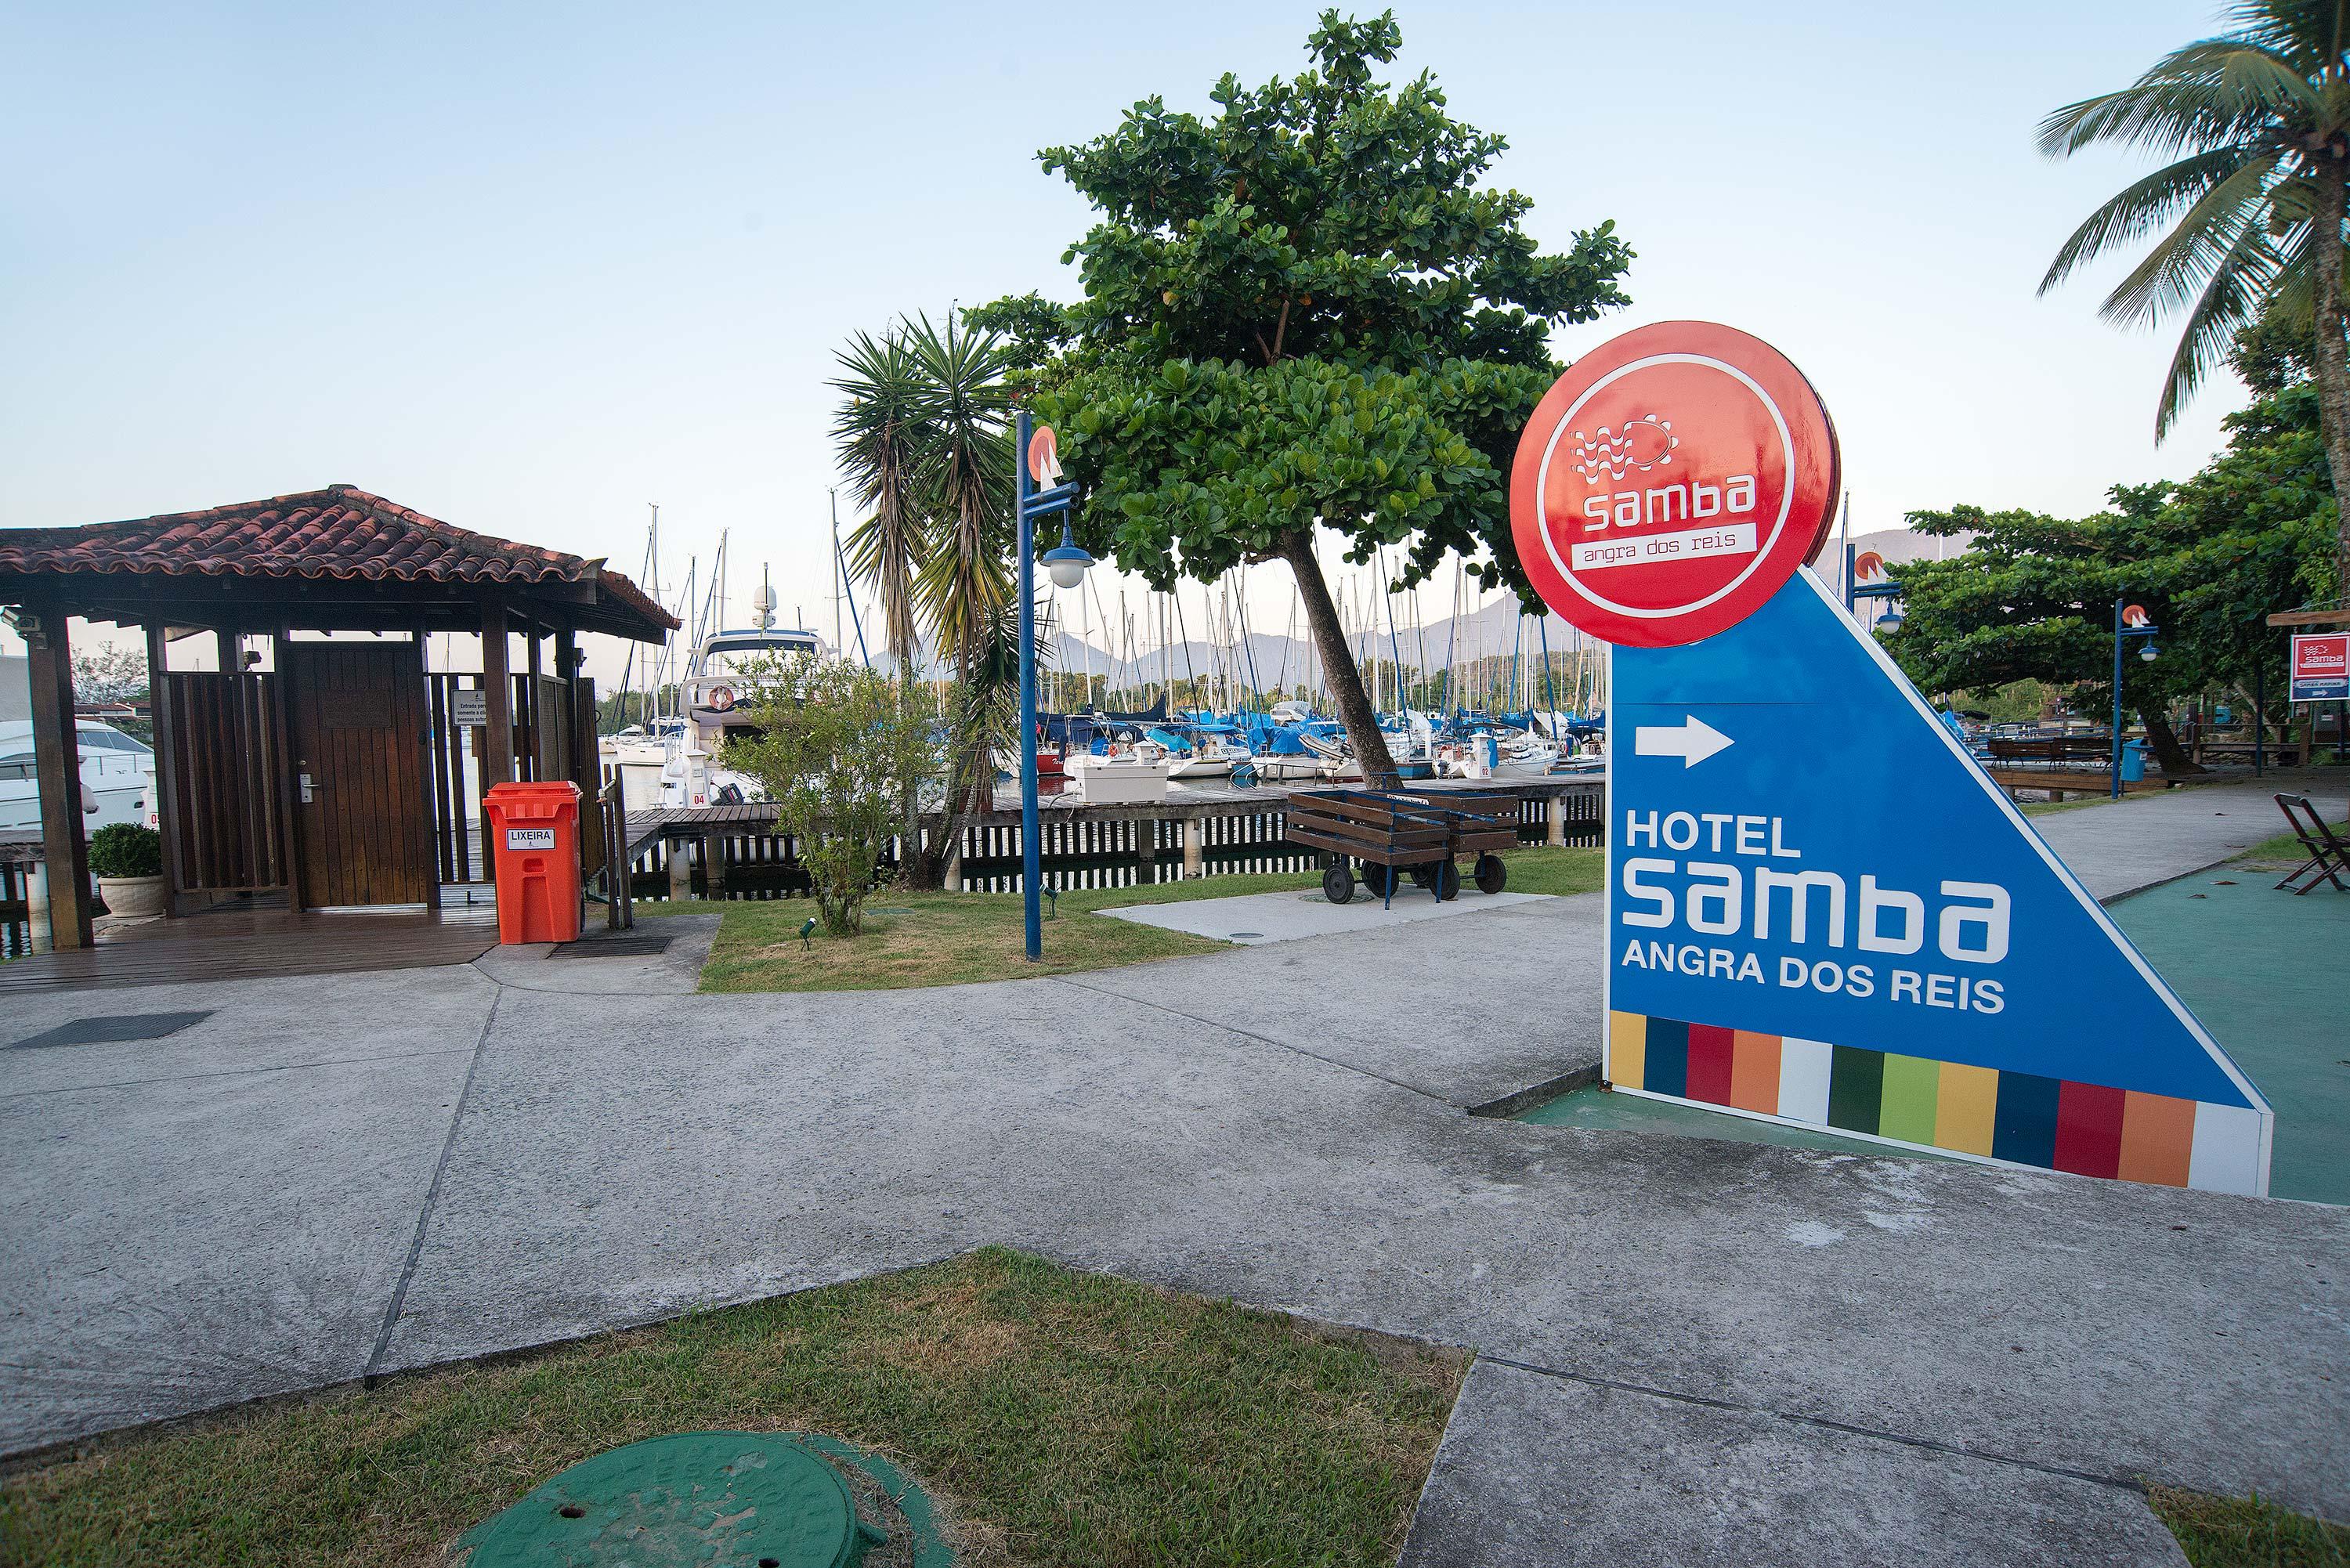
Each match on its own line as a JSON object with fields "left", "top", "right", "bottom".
{"left": 1015, "top": 409, "right": 1091, "bottom": 961}
{"left": 2110, "top": 599, "right": 2160, "bottom": 800}
{"left": 1852, "top": 574, "right": 1904, "bottom": 629}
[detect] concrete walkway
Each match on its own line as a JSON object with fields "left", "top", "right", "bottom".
{"left": 2, "top": 799, "right": 2345, "bottom": 1566}
{"left": 1099, "top": 887, "right": 1550, "bottom": 945}
{"left": 2033, "top": 777, "right": 2345, "bottom": 900}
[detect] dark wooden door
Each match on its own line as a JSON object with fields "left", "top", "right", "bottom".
{"left": 284, "top": 643, "right": 431, "bottom": 907}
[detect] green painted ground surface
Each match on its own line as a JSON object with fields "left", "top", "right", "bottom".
{"left": 1520, "top": 865, "right": 2350, "bottom": 1205}
{"left": 2110, "top": 873, "right": 2350, "bottom": 1205}
{"left": 1518, "top": 1084, "right": 1953, "bottom": 1161}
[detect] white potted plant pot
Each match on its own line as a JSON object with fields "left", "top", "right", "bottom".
{"left": 89, "top": 823, "right": 168, "bottom": 919}
{"left": 96, "top": 873, "right": 168, "bottom": 918}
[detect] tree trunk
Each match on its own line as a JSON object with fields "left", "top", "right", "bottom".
{"left": 1276, "top": 529, "right": 1400, "bottom": 786}
{"left": 2136, "top": 702, "right": 2201, "bottom": 778}
{"left": 2311, "top": 151, "right": 2350, "bottom": 603}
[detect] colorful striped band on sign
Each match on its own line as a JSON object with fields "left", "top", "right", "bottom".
{"left": 1603, "top": 1010, "right": 2262, "bottom": 1193}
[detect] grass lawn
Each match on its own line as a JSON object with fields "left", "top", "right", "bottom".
{"left": 2019, "top": 789, "right": 2170, "bottom": 817}
{"left": 0, "top": 1249, "right": 1465, "bottom": 1568}
{"left": 2150, "top": 1487, "right": 2350, "bottom": 1567}
{"left": 647, "top": 844, "right": 1603, "bottom": 992}
{"left": 2229, "top": 809, "right": 2345, "bottom": 868}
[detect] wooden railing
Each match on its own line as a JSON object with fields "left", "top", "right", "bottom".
{"left": 616, "top": 779, "right": 1605, "bottom": 903}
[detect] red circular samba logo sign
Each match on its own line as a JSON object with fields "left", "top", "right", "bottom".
{"left": 1509, "top": 321, "right": 1840, "bottom": 647}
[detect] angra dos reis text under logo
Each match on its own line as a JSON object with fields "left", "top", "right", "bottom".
{"left": 1510, "top": 321, "right": 1840, "bottom": 648}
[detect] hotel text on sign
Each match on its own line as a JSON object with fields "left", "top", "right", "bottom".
{"left": 1509, "top": 320, "right": 1841, "bottom": 647}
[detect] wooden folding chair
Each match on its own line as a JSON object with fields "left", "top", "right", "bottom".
{"left": 2272, "top": 793, "right": 2350, "bottom": 894}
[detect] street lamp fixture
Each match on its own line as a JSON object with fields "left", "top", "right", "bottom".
{"left": 2110, "top": 600, "right": 2161, "bottom": 799}
{"left": 1875, "top": 607, "right": 1904, "bottom": 632}
{"left": 1043, "top": 521, "right": 1094, "bottom": 591}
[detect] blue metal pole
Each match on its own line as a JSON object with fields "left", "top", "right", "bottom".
{"left": 1538, "top": 614, "right": 1556, "bottom": 718}
{"left": 1018, "top": 412, "right": 1042, "bottom": 960}
{"left": 2110, "top": 598, "right": 2124, "bottom": 800}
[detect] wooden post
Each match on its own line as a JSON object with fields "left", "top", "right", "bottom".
{"left": 525, "top": 611, "right": 545, "bottom": 780}
{"left": 272, "top": 628, "right": 305, "bottom": 909}
{"left": 479, "top": 596, "right": 515, "bottom": 786}
{"left": 1546, "top": 790, "right": 1566, "bottom": 847}
{"left": 1182, "top": 816, "right": 1202, "bottom": 879}
{"left": 667, "top": 833, "right": 692, "bottom": 901}
{"left": 143, "top": 622, "right": 186, "bottom": 916}
{"left": 410, "top": 627, "right": 442, "bottom": 911}
{"left": 479, "top": 598, "right": 514, "bottom": 876}
{"left": 24, "top": 598, "right": 92, "bottom": 948}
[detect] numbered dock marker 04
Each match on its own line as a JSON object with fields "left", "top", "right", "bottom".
{"left": 1510, "top": 321, "right": 2272, "bottom": 1194}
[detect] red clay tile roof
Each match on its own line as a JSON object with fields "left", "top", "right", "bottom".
{"left": 0, "top": 486, "right": 678, "bottom": 634}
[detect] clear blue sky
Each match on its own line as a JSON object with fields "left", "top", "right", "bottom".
{"left": 0, "top": 1, "right": 2251, "bottom": 669}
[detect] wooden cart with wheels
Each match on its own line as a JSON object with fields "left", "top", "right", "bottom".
{"left": 1285, "top": 788, "right": 1517, "bottom": 909}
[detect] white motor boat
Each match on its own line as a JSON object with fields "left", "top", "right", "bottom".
{"left": 1166, "top": 738, "right": 1250, "bottom": 779}
{"left": 657, "top": 626, "right": 820, "bottom": 808}
{"left": 1064, "top": 750, "right": 1173, "bottom": 803}
{"left": 597, "top": 726, "right": 670, "bottom": 813}
{"left": 1440, "top": 729, "right": 1558, "bottom": 780}
{"left": 0, "top": 718, "right": 154, "bottom": 834}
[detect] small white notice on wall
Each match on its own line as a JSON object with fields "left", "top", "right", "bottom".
{"left": 452, "top": 689, "right": 489, "bottom": 726}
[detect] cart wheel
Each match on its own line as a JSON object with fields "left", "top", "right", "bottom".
{"left": 1361, "top": 863, "right": 1397, "bottom": 899}
{"left": 1323, "top": 863, "right": 1356, "bottom": 904}
{"left": 1475, "top": 853, "right": 1508, "bottom": 895}
{"left": 1434, "top": 859, "right": 1462, "bottom": 901}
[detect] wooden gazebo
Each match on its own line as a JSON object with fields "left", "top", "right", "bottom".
{"left": 0, "top": 485, "right": 676, "bottom": 948}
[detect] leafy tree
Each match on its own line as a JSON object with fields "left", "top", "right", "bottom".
{"left": 73, "top": 645, "right": 146, "bottom": 708}
{"left": 2037, "top": 0, "right": 2350, "bottom": 598}
{"left": 1888, "top": 378, "right": 2337, "bottom": 771}
{"left": 723, "top": 660, "right": 942, "bottom": 935}
{"left": 970, "top": 10, "right": 1632, "bottom": 780}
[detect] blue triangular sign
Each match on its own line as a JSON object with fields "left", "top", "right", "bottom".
{"left": 1605, "top": 568, "right": 2272, "bottom": 1194}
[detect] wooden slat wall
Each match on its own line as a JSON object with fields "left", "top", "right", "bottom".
{"left": 164, "top": 670, "right": 286, "bottom": 894}
{"left": 424, "top": 670, "right": 584, "bottom": 885}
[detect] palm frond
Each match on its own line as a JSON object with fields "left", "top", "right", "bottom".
{"left": 2157, "top": 208, "right": 2287, "bottom": 435}
{"left": 2096, "top": 154, "right": 2281, "bottom": 328}
{"left": 2040, "top": 147, "right": 2257, "bottom": 291}
{"left": 2038, "top": 41, "right": 2313, "bottom": 161}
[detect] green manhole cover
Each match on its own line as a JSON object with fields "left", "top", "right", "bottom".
{"left": 463, "top": 1430, "right": 885, "bottom": 1567}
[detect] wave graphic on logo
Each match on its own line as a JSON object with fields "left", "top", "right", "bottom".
{"left": 1570, "top": 413, "right": 1679, "bottom": 484}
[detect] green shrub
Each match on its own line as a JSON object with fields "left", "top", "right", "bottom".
{"left": 88, "top": 822, "right": 161, "bottom": 880}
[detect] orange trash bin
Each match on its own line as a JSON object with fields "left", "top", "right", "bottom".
{"left": 485, "top": 780, "right": 583, "bottom": 945}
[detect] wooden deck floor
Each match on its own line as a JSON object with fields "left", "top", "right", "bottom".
{"left": 0, "top": 899, "right": 501, "bottom": 994}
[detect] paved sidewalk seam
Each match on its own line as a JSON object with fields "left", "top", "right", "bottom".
{"left": 363, "top": 989, "right": 502, "bottom": 1381}
{"left": 0, "top": 1046, "right": 479, "bottom": 1101}
{"left": 1473, "top": 1353, "right": 2147, "bottom": 1494}
{"left": 1050, "top": 974, "right": 1461, "bottom": 1107}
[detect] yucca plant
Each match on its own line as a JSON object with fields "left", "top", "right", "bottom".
{"left": 2039, "top": 0, "right": 2350, "bottom": 596}
{"left": 830, "top": 329, "right": 931, "bottom": 671}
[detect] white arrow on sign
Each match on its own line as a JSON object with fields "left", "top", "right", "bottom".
{"left": 1634, "top": 715, "right": 1733, "bottom": 768}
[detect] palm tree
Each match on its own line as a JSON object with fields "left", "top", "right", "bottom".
{"left": 905, "top": 313, "right": 1018, "bottom": 808}
{"left": 830, "top": 329, "right": 931, "bottom": 670}
{"left": 2039, "top": 0, "right": 2350, "bottom": 596}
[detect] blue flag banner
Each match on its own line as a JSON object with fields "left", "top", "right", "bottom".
{"left": 1606, "top": 569, "right": 2272, "bottom": 1194}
